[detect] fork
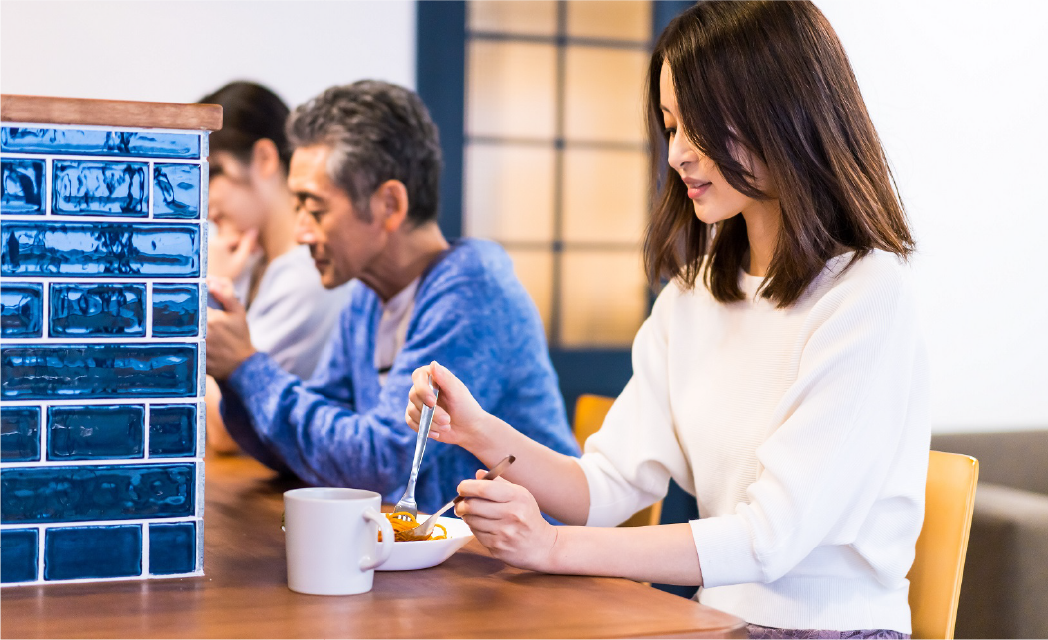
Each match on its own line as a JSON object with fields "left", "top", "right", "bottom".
{"left": 399, "top": 455, "right": 516, "bottom": 541}
{"left": 392, "top": 374, "right": 439, "bottom": 518}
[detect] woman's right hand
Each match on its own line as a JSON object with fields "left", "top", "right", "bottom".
{"left": 207, "top": 224, "right": 260, "bottom": 281}
{"left": 405, "top": 362, "right": 489, "bottom": 450}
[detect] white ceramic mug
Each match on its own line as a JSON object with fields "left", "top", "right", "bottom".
{"left": 283, "top": 487, "right": 394, "bottom": 595}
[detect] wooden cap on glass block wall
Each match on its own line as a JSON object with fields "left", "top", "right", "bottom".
{"left": 1, "top": 94, "right": 223, "bottom": 131}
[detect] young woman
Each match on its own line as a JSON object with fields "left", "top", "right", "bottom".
{"left": 201, "top": 82, "right": 350, "bottom": 453}
{"left": 405, "top": 2, "right": 929, "bottom": 638}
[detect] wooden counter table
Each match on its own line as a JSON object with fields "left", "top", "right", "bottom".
{"left": 1, "top": 453, "right": 746, "bottom": 638}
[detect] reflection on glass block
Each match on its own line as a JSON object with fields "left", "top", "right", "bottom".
{"left": 50, "top": 283, "right": 146, "bottom": 337}
{"left": 52, "top": 161, "right": 148, "bottom": 216}
{"left": 1, "top": 221, "right": 201, "bottom": 278}
{"left": 44, "top": 525, "right": 142, "bottom": 581}
{"left": 1, "top": 529, "right": 38, "bottom": 583}
{"left": 149, "top": 521, "right": 197, "bottom": 575}
{"left": 0, "top": 343, "right": 198, "bottom": 401}
{"left": 152, "top": 284, "right": 200, "bottom": 338}
{"left": 149, "top": 404, "right": 197, "bottom": 457}
{"left": 1, "top": 463, "right": 195, "bottom": 524}
{"left": 47, "top": 405, "right": 145, "bottom": 461}
{"left": 1, "top": 283, "right": 43, "bottom": 338}
{"left": 1, "top": 127, "right": 200, "bottom": 159}
{"left": 1, "top": 406, "right": 40, "bottom": 462}
{"left": 153, "top": 163, "right": 200, "bottom": 219}
{"left": 1, "top": 158, "right": 45, "bottom": 215}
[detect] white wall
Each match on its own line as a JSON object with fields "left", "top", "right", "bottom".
{"left": 1, "top": 0, "right": 416, "bottom": 109}
{"left": 817, "top": 0, "right": 1048, "bottom": 432}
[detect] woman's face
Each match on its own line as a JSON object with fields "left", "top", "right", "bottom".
{"left": 659, "top": 62, "right": 770, "bottom": 225}
{"left": 208, "top": 151, "right": 269, "bottom": 237}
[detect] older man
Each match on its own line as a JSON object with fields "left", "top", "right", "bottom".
{"left": 206, "top": 81, "right": 579, "bottom": 513}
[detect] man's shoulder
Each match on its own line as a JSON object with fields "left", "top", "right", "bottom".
{"left": 420, "top": 238, "right": 516, "bottom": 297}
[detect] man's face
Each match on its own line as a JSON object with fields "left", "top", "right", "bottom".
{"left": 288, "top": 145, "right": 385, "bottom": 289}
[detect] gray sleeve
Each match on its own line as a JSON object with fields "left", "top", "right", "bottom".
{"left": 247, "top": 249, "right": 352, "bottom": 380}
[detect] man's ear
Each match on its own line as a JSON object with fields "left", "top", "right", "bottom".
{"left": 371, "top": 180, "right": 409, "bottom": 232}
{"left": 250, "top": 138, "right": 282, "bottom": 180}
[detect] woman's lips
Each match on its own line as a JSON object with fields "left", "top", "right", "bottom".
{"left": 687, "top": 182, "right": 711, "bottom": 199}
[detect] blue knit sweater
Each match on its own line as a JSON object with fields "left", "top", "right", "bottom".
{"left": 219, "top": 238, "right": 579, "bottom": 513}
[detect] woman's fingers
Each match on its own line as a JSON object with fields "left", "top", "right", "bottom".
{"left": 457, "top": 478, "right": 517, "bottom": 503}
{"left": 410, "top": 366, "right": 437, "bottom": 407}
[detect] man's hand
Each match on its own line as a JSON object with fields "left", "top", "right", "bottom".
{"left": 205, "top": 277, "right": 256, "bottom": 380}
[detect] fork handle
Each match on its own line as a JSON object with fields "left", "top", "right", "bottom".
{"left": 405, "top": 378, "right": 439, "bottom": 498}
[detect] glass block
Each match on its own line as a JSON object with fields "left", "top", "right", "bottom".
{"left": 49, "top": 283, "right": 146, "bottom": 337}
{"left": 52, "top": 161, "right": 148, "bottom": 217}
{"left": 467, "top": 40, "right": 557, "bottom": 139}
{"left": 560, "top": 251, "right": 648, "bottom": 347}
{"left": 1, "top": 283, "right": 43, "bottom": 338}
{"left": 564, "top": 46, "right": 648, "bottom": 144}
{"left": 1, "top": 158, "right": 45, "bottom": 215}
{"left": 465, "top": 143, "right": 555, "bottom": 242}
{"left": 149, "top": 404, "right": 197, "bottom": 458}
{"left": 468, "top": 0, "right": 557, "bottom": 36}
{"left": 1, "top": 127, "right": 200, "bottom": 159}
{"left": 1, "top": 529, "right": 38, "bottom": 583}
{"left": 1, "top": 221, "right": 201, "bottom": 278}
{"left": 566, "top": 0, "right": 652, "bottom": 42}
{"left": 506, "top": 249, "right": 554, "bottom": 336}
{"left": 153, "top": 163, "right": 200, "bottom": 219}
{"left": 562, "top": 148, "right": 647, "bottom": 244}
{"left": 1, "top": 463, "right": 196, "bottom": 524}
{"left": 152, "top": 284, "right": 200, "bottom": 338}
{"left": 44, "top": 525, "right": 142, "bottom": 581}
{"left": 0, "top": 343, "right": 198, "bottom": 401}
{"left": 149, "top": 521, "right": 196, "bottom": 575}
{"left": 47, "top": 405, "right": 145, "bottom": 461}
{"left": 1, "top": 406, "right": 40, "bottom": 462}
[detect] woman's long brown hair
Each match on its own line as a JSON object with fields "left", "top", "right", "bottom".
{"left": 644, "top": 1, "right": 915, "bottom": 307}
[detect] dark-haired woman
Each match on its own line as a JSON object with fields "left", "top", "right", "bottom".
{"left": 405, "top": 2, "right": 927, "bottom": 638}
{"left": 202, "top": 82, "right": 350, "bottom": 453}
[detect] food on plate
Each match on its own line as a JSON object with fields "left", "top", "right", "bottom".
{"left": 380, "top": 512, "right": 448, "bottom": 542}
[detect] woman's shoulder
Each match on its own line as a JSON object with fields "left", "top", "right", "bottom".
{"left": 808, "top": 249, "right": 918, "bottom": 321}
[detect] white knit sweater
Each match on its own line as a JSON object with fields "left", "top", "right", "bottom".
{"left": 577, "top": 250, "right": 930, "bottom": 632}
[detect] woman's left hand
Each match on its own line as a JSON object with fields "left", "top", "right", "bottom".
{"left": 455, "top": 472, "right": 560, "bottom": 573}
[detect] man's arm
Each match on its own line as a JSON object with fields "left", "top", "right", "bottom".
{"left": 216, "top": 275, "right": 513, "bottom": 499}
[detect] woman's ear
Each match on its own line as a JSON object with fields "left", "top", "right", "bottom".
{"left": 371, "top": 180, "right": 410, "bottom": 233}
{"left": 249, "top": 138, "right": 282, "bottom": 180}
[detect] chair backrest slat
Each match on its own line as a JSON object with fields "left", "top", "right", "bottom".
{"left": 908, "top": 451, "right": 979, "bottom": 640}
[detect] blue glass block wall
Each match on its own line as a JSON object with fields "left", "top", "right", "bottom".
{"left": 1, "top": 121, "right": 208, "bottom": 586}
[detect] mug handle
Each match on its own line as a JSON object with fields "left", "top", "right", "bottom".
{"left": 360, "top": 508, "right": 394, "bottom": 571}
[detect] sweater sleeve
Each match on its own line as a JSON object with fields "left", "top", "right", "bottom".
{"left": 218, "top": 272, "right": 507, "bottom": 497}
{"left": 576, "top": 284, "right": 694, "bottom": 527}
{"left": 690, "top": 271, "right": 925, "bottom": 588}
{"left": 246, "top": 251, "right": 349, "bottom": 380}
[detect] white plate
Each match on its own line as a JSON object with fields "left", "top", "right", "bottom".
{"left": 375, "top": 515, "right": 474, "bottom": 571}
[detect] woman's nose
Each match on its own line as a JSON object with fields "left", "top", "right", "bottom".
{"left": 666, "top": 132, "right": 690, "bottom": 171}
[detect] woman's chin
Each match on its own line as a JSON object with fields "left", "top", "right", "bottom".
{"left": 692, "top": 203, "right": 733, "bottom": 225}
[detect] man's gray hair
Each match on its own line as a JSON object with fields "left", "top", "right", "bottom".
{"left": 286, "top": 80, "right": 442, "bottom": 224}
